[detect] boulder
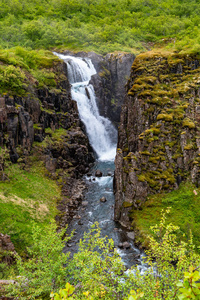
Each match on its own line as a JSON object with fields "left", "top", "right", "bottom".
{"left": 100, "top": 196, "right": 107, "bottom": 203}
{"left": 95, "top": 170, "right": 102, "bottom": 177}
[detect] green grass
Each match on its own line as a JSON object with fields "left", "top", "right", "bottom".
{"left": 131, "top": 182, "right": 200, "bottom": 250}
{"left": 0, "top": 47, "right": 61, "bottom": 96}
{"left": 0, "top": 0, "right": 200, "bottom": 54}
{"left": 0, "top": 160, "right": 61, "bottom": 254}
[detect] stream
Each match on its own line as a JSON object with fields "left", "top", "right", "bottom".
{"left": 54, "top": 52, "right": 146, "bottom": 269}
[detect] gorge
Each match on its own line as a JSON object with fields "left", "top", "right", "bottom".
{"left": 1, "top": 47, "right": 200, "bottom": 299}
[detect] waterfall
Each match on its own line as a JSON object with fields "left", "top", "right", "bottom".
{"left": 54, "top": 53, "right": 117, "bottom": 161}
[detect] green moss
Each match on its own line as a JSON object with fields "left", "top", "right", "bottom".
{"left": 184, "top": 144, "right": 193, "bottom": 150}
{"left": 182, "top": 118, "right": 195, "bottom": 129}
{"left": 137, "top": 174, "right": 146, "bottom": 182}
{"left": 123, "top": 201, "right": 133, "bottom": 208}
{"left": 157, "top": 113, "right": 173, "bottom": 122}
{"left": 141, "top": 150, "right": 151, "bottom": 155}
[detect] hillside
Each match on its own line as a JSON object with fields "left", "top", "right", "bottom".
{"left": 0, "top": 0, "right": 200, "bottom": 54}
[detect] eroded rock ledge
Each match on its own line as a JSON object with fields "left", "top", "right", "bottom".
{"left": 114, "top": 51, "right": 200, "bottom": 228}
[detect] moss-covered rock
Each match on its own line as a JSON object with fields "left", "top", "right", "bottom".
{"left": 114, "top": 50, "right": 200, "bottom": 228}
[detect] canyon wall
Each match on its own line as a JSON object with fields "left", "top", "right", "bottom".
{"left": 0, "top": 62, "right": 94, "bottom": 179}
{"left": 114, "top": 51, "right": 200, "bottom": 228}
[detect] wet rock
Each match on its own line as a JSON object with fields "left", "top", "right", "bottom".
{"left": 127, "top": 232, "right": 135, "bottom": 240}
{"left": 100, "top": 196, "right": 107, "bottom": 203}
{"left": 95, "top": 170, "right": 102, "bottom": 177}
{"left": 107, "top": 171, "right": 112, "bottom": 176}
{"left": 45, "top": 156, "right": 57, "bottom": 173}
{"left": 118, "top": 241, "right": 131, "bottom": 249}
{"left": 122, "top": 241, "right": 131, "bottom": 249}
{"left": 118, "top": 243, "right": 123, "bottom": 248}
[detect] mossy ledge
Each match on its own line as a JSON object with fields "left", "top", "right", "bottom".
{"left": 114, "top": 50, "right": 200, "bottom": 244}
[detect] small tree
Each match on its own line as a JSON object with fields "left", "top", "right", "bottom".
{"left": 126, "top": 208, "right": 200, "bottom": 299}
{"left": 7, "top": 221, "right": 71, "bottom": 300}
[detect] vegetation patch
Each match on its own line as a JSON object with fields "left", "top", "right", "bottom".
{"left": 131, "top": 182, "right": 200, "bottom": 250}
{"left": 0, "top": 159, "right": 61, "bottom": 254}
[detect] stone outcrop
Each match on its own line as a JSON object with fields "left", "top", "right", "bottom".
{"left": 0, "top": 233, "right": 16, "bottom": 265}
{"left": 63, "top": 50, "right": 135, "bottom": 124}
{"left": 114, "top": 51, "right": 200, "bottom": 228}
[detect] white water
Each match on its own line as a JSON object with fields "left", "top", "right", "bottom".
{"left": 54, "top": 53, "right": 117, "bottom": 161}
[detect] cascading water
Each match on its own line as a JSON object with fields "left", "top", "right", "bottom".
{"left": 54, "top": 53, "right": 117, "bottom": 161}
{"left": 54, "top": 52, "right": 145, "bottom": 269}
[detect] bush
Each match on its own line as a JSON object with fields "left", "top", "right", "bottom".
{"left": 7, "top": 221, "right": 71, "bottom": 300}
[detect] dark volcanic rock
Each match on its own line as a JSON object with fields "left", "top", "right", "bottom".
{"left": 95, "top": 169, "right": 103, "bottom": 177}
{"left": 114, "top": 51, "right": 200, "bottom": 228}
{"left": 0, "top": 233, "right": 16, "bottom": 265}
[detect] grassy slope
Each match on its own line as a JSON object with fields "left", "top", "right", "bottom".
{"left": 0, "top": 157, "right": 61, "bottom": 254}
{"left": 0, "top": 0, "right": 199, "bottom": 54}
{"left": 131, "top": 182, "right": 200, "bottom": 250}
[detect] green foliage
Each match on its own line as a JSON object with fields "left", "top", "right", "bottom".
{"left": 67, "top": 222, "right": 127, "bottom": 299}
{"left": 177, "top": 267, "right": 200, "bottom": 299}
{"left": 131, "top": 182, "right": 200, "bottom": 250}
{"left": 7, "top": 221, "right": 71, "bottom": 300}
{"left": 0, "top": 65, "right": 26, "bottom": 95}
{"left": 0, "top": 47, "right": 61, "bottom": 95}
{"left": 0, "top": 159, "right": 61, "bottom": 254}
{"left": 126, "top": 208, "right": 200, "bottom": 299}
{"left": 4, "top": 211, "right": 200, "bottom": 300}
{"left": 0, "top": 0, "right": 199, "bottom": 53}
{"left": 50, "top": 283, "right": 75, "bottom": 300}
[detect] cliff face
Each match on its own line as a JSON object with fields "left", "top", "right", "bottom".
{"left": 0, "top": 62, "right": 94, "bottom": 179}
{"left": 91, "top": 52, "right": 135, "bottom": 125}
{"left": 114, "top": 51, "right": 200, "bottom": 228}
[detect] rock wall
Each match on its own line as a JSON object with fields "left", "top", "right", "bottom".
{"left": 63, "top": 50, "right": 135, "bottom": 125}
{"left": 0, "top": 62, "right": 94, "bottom": 179}
{"left": 114, "top": 51, "right": 200, "bottom": 228}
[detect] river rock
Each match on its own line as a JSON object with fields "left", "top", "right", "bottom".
{"left": 118, "top": 241, "right": 131, "bottom": 249}
{"left": 82, "top": 201, "right": 88, "bottom": 206}
{"left": 95, "top": 170, "right": 102, "bottom": 177}
{"left": 127, "top": 232, "right": 135, "bottom": 240}
{"left": 122, "top": 241, "right": 131, "bottom": 249}
{"left": 100, "top": 196, "right": 107, "bottom": 202}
